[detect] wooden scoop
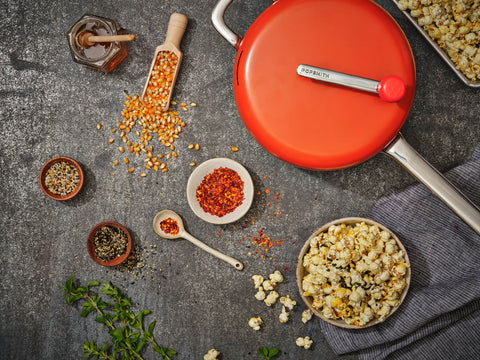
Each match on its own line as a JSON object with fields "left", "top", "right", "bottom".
{"left": 141, "top": 13, "right": 188, "bottom": 110}
{"left": 76, "top": 31, "right": 135, "bottom": 47}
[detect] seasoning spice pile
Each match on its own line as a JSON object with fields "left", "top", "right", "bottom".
{"left": 196, "top": 167, "right": 245, "bottom": 217}
{"left": 45, "top": 162, "right": 79, "bottom": 196}
{"left": 160, "top": 217, "right": 180, "bottom": 235}
{"left": 93, "top": 225, "right": 128, "bottom": 262}
{"left": 227, "top": 178, "right": 291, "bottom": 263}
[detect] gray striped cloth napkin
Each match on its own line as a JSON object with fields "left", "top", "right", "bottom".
{"left": 319, "top": 145, "right": 480, "bottom": 359}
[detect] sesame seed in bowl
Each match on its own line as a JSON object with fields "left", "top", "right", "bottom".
{"left": 39, "top": 156, "right": 84, "bottom": 201}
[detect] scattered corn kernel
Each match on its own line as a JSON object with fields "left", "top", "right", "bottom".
{"left": 113, "top": 160, "right": 119, "bottom": 166}
{"left": 119, "top": 146, "right": 125, "bottom": 153}
{"left": 190, "top": 102, "right": 197, "bottom": 107}
{"left": 194, "top": 144, "right": 200, "bottom": 151}
{"left": 190, "top": 162, "right": 196, "bottom": 166}
{"left": 231, "top": 146, "right": 238, "bottom": 152}
{"left": 188, "top": 143, "right": 194, "bottom": 149}
{"left": 128, "top": 168, "right": 134, "bottom": 173}
{"left": 124, "top": 158, "right": 129, "bottom": 164}
{"left": 108, "top": 138, "right": 114, "bottom": 144}
{"left": 96, "top": 123, "right": 102, "bottom": 130}
{"left": 140, "top": 173, "right": 147, "bottom": 177}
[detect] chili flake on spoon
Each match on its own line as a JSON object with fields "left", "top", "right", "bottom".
{"left": 196, "top": 167, "right": 244, "bottom": 217}
{"left": 160, "top": 217, "right": 180, "bottom": 235}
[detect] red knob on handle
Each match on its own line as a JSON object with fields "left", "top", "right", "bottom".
{"left": 377, "top": 76, "right": 406, "bottom": 102}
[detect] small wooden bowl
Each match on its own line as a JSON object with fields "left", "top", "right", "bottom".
{"left": 39, "top": 156, "right": 84, "bottom": 201}
{"left": 296, "top": 217, "right": 411, "bottom": 329}
{"left": 87, "top": 221, "right": 132, "bottom": 267}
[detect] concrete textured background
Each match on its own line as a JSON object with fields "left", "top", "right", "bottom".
{"left": 0, "top": 0, "right": 479, "bottom": 359}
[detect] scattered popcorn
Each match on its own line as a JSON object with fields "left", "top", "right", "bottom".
{"left": 204, "top": 349, "right": 220, "bottom": 360}
{"left": 262, "top": 280, "right": 276, "bottom": 291}
{"left": 269, "top": 270, "right": 284, "bottom": 283}
{"left": 264, "top": 291, "right": 279, "bottom": 306}
{"left": 252, "top": 274, "right": 264, "bottom": 289}
{"left": 255, "top": 287, "right": 266, "bottom": 301}
{"left": 302, "top": 309, "right": 313, "bottom": 324}
{"left": 248, "top": 317, "right": 263, "bottom": 331}
{"left": 280, "top": 295, "right": 296, "bottom": 310}
{"left": 296, "top": 336, "right": 313, "bottom": 350}
{"left": 279, "top": 306, "right": 289, "bottom": 323}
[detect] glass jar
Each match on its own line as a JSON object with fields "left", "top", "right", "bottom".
{"left": 67, "top": 14, "right": 128, "bottom": 73}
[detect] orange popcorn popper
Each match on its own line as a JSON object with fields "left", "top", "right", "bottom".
{"left": 212, "top": 0, "right": 480, "bottom": 235}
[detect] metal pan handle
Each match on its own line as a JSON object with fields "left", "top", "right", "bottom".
{"left": 212, "top": 0, "right": 242, "bottom": 48}
{"left": 384, "top": 134, "right": 480, "bottom": 235}
{"left": 211, "top": 0, "right": 277, "bottom": 49}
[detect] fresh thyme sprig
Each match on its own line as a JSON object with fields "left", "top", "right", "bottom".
{"left": 58, "top": 277, "right": 177, "bottom": 360}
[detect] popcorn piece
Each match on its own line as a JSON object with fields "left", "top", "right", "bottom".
{"left": 255, "top": 286, "right": 266, "bottom": 301}
{"left": 248, "top": 317, "right": 263, "bottom": 331}
{"left": 296, "top": 336, "right": 313, "bottom": 349}
{"left": 302, "top": 309, "right": 313, "bottom": 323}
{"left": 262, "top": 280, "right": 275, "bottom": 291}
{"left": 264, "top": 291, "right": 279, "bottom": 306}
{"left": 279, "top": 306, "right": 289, "bottom": 323}
{"left": 280, "top": 295, "right": 297, "bottom": 310}
{"left": 204, "top": 349, "right": 220, "bottom": 360}
{"left": 252, "top": 274, "right": 264, "bottom": 289}
{"left": 269, "top": 270, "right": 284, "bottom": 283}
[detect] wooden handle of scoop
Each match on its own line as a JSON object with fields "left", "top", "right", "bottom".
{"left": 164, "top": 13, "right": 188, "bottom": 49}
{"left": 89, "top": 34, "right": 136, "bottom": 43}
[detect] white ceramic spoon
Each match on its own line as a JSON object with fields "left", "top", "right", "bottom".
{"left": 153, "top": 210, "right": 244, "bottom": 270}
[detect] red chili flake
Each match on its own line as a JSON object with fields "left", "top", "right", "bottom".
{"left": 282, "top": 267, "right": 290, "bottom": 271}
{"left": 265, "top": 189, "right": 271, "bottom": 194}
{"left": 218, "top": 231, "right": 221, "bottom": 236}
{"left": 196, "top": 167, "right": 244, "bottom": 217}
{"left": 160, "top": 217, "right": 179, "bottom": 235}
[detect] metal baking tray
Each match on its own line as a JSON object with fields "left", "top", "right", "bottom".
{"left": 392, "top": 0, "right": 480, "bottom": 87}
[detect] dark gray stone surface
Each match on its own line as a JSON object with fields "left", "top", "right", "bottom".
{"left": 0, "top": 0, "right": 478, "bottom": 359}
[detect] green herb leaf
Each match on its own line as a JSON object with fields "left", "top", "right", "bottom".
{"left": 88, "top": 280, "right": 100, "bottom": 288}
{"left": 80, "top": 305, "right": 94, "bottom": 317}
{"left": 258, "top": 346, "right": 280, "bottom": 359}
{"left": 66, "top": 276, "right": 74, "bottom": 292}
{"left": 258, "top": 346, "right": 268, "bottom": 357}
{"left": 148, "top": 320, "right": 156, "bottom": 335}
{"left": 268, "top": 348, "right": 280, "bottom": 358}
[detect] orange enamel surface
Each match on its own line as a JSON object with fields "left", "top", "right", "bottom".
{"left": 233, "top": 0, "right": 416, "bottom": 169}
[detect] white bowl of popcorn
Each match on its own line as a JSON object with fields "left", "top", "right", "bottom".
{"left": 296, "top": 217, "right": 411, "bottom": 329}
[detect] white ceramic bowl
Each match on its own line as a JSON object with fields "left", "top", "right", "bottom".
{"left": 296, "top": 217, "right": 411, "bottom": 329}
{"left": 187, "top": 158, "right": 254, "bottom": 224}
